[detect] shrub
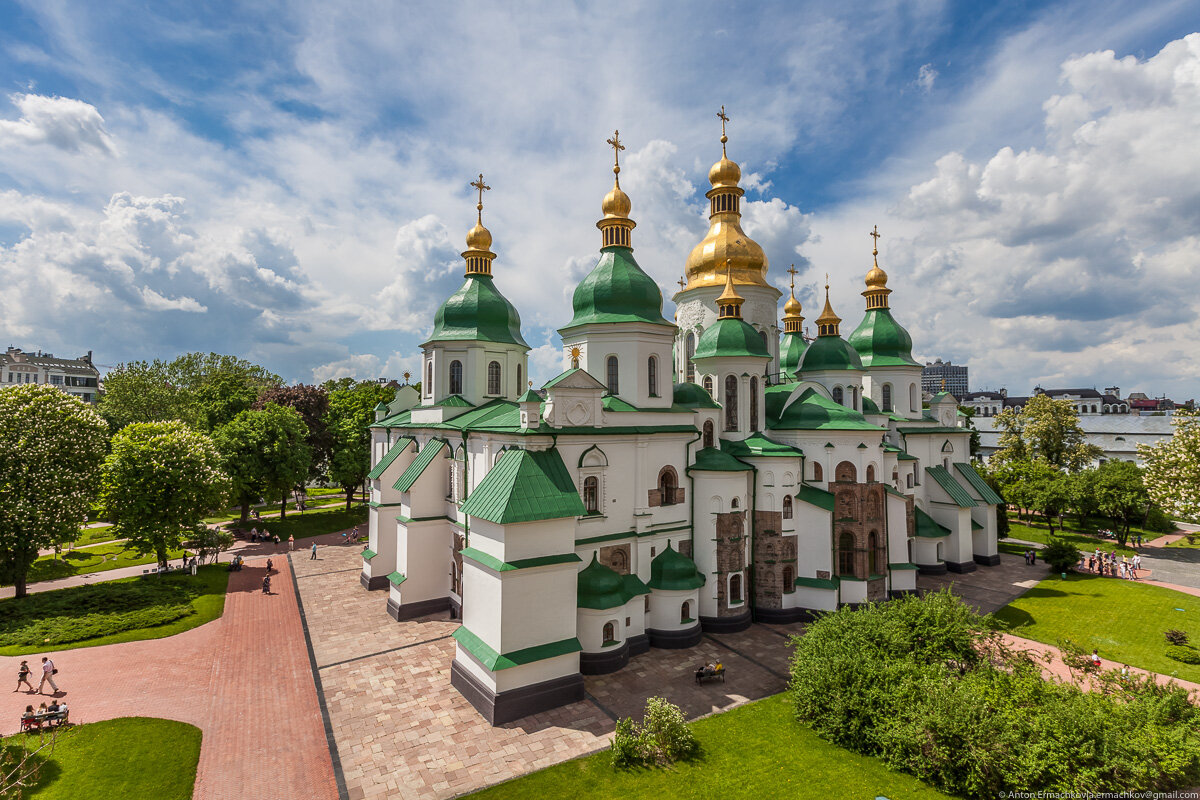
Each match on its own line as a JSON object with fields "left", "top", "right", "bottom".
{"left": 609, "top": 697, "right": 698, "bottom": 769}
{"left": 1041, "top": 537, "right": 1082, "bottom": 573}
{"left": 1144, "top": 506, "right": 1176, "bottom": 534}
{"left": 1166, "top": 646, "right": 1200, "bottom": 665}
{"left": 1165, "top": 629, "right": 1190, "bottom": 646}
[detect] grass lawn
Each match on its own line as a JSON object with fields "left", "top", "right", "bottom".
{"left": 253, "top": 505, "right": 367, "bottom": 541}
{"left": 0, "top": 565, "right": 228, "bottom": 656}
{"left": 468, "top": 694, "right": 952, "bottom": 800}
{"left": 1166, "top": 534, "right": 1200, "bottom": 549}
{"left": 21, "top": 542, "right": 189, "bottom": 585}
{"left": 68, "top": 526, "right": 122, "bottom": 548}
{"left": 1004, "top": 521, "right": 1137, "bottom": 556}
{"left": 993, "top": 572, "right": 1200, "bottom": 683}
{"left": 10, "top": 717, "right": 200, "bottom": 799}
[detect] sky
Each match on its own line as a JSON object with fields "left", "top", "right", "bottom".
{"left": 1, "top": 0, "right": 1199, "bottom": 399}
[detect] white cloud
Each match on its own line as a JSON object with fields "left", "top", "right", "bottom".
{"left": 916, "top": 63, "right": 938, "bottom": 93}
{"left": 0, "top": 93, "right": 115, "bottom": 154}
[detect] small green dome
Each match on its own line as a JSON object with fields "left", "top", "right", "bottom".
{"left": 649, "top": 543, "right": 705, "bottom": 591}
{"left": 428, "top": 275, "right": 528, "bottom": 347}
{"left": 847, "top": 309, "right": 919, "bottom": 367}
{"left": 779, "top": 332, "right": 808, "bottom": 377}
{"left": 578, "top": 554, "right": 627, "bottom": 609}
{"left": 672, "top": 382, "right": 720, "bottom": 409}
{"left": 768, "top": 387, "right": 882, "bottom": 431}
{"left": 562, "top": 247, "right": 671, "bottom": 330}
{"left": 798, "top": 334, "right": 863, "bottom": 372}
{"left": 861, "top": 396, "right": 881, "bottom": 415}
{"left": 693, "top": 318, "right": 770, "bottom": 360}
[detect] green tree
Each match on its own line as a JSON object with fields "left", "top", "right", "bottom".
{"left": 0, "top": 385, "right": 108, "bottom": 597}
{"left": 1041, "top": 537, "right": 1082, "bottom": 572}
{"left": 1067, "top": 467, "right": 1099, "bottom": 526}
{"left": 1027, "top": 461, "right": 1071, "bottom": 534}
{"left": 325, "top": 380, "right": 396, "bottom": 510}
{"left": 253, "top": 384, "right": 332, "bottom": 485}
{"left": 992, "top": 395, "right": 1101, "bottom": 472}
{"left": 101, "top": 421, "right": 229, "bottom": 571}
{"left": 213, "top": 404, "right": 311, "bottom": 523}
{"left": 988, "top": 459, "right": 1037, "bottom": 521}
{"left": 1139, "top": 409, "right": 1200, "bottom": 521}
{"left": 97, "top": 359, "right": 190, "bottom": 432}
{"left": 1093, "top": 460, "right": 1150, "bottom": 546}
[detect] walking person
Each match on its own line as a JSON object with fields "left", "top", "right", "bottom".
{"left": 273, "top": 533, "right": 280, "bottom": 551}
{"left": 288, "top": 534, "right": 295, "bottom": 551}
{"left": 262, "top": 575, "right": 271, "bottom": 594}
{"left": 37, "top": 657, "right": 58, "bottom": 695}
{"left": 310, "top": 542, "right": 318, "bottom": 560}
{"left": 15, "top": 661, "right": 34, "bottom": 693}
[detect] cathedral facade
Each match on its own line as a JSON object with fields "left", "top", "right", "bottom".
{"left": 360, "top": 127, "right": 1001, "bottom": 725}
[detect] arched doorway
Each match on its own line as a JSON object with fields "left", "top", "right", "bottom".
{"left": 835, "top": 461, "right": 857, "bottom": 483}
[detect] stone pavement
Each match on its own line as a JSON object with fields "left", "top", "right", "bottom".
{"left": 291, "top": 542, "right": 805, "bottom": 800}
{"left": 1, "top": 554, "right": 338, "bottom": 800}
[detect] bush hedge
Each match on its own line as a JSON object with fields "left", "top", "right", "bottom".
{"left": 1166, "top": 646, "right": 1200, "bottom": 665}
{"left": 610, "top": 697, "right": 698, "bottom": 769}
{"left": 788, "top": 589, "right": 1200, "bottom": 796}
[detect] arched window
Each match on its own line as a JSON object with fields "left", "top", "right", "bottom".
{"left": 782, "top": 495, "right": 793, "bottom": 519}
{"left": 731, "top": 497, "right": 740, "bottom": 509}
{"left": 487, "top": 361, "right": 501, "bottom": 395}
{"left": 750, "top": 376, "right": 759, "bottom": 431}
{"left": 906, "top": 473, "right": 913, "bottom": 488}
{"left": 583, "top": 476, "right": 599, "bottom": 514}
{"left": 658, "top": 467, "right": 678, "bottom": 506}
{"left": 603, "top": 621, "right": 616, "bottom": 644}
{"left": 835, "top": 461, "right": 857, "bottom": 483}
{"left": 866, "top": 464, "right": 876, "bottom": 482}
{"left": 729, "top": 574, "right": 742, "bottom": 604}
{"left": 851, "top": 386, "right": 858, "bottom": 409}
{"left": 782, "top": 565, "right": 794, "bottom": 591}
{"left": 681, "top": 601, "right": 692, "bottom": 623}
{"left": 648, "top": 355, "right": 658, "bottom": 397}
{"left": 449, "top": 360, "right": 463, "bottom": 395}
{"left": 686, "top": 333, "right": 696, "bottom": 383}
{"left": 838, "top": 532, "right": 856, "bottom": 576}
{"left": 892, "top": 468, "right": 899, "bottom": 487}
{"left": 516, "top": 364, "right": 522, "bottom": 392}
{"left": 910, "top": 383, "right": 919, "bottom": 410}
{"left": 758, "top": 329, "right": 769, "bottom": 351}
{"left": 610, "top": 549, "right": 628, "bottom": 573}
{"left": 832, "top": 386, "right": 844, "bottom": 405}
{"left": 703, "top": 375, "right": 714, "bottom": 396}
{"left": 724, "top": 375, "right": 739, "bottom": 431}
{"left": 703, "top": 420, "right": 715, "bottom": 448}
{"left": 606, "top": 356, "right": 619, "bottom": 395}
{"left": 425, "top": 360, "right": 433, "bottom": 397}
{"left": 868, "top": 532, "right": 878, "bottom": 575}
{"left": 813, "top": 462, "right": 823, "bottom": 482}
{"left": 882, "top": 384, "right": 893, "bottom": 412}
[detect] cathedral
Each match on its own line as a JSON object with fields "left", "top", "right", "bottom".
{"left": 360, "top": 119, "right": 1001, "bottom": 724}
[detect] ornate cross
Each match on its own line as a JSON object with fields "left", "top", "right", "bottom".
{"left": 470, "top": 173, "right": 491, "bottom": 219}
{"left": 717, "top": 105, "right": 730, "bottom": 153}
{"left": 787, "top": 263, "right": 799, "bottom": 289}
{"left": 869, "top": 224, "right": 881, "bottom": 253}
{"left": 677, "top": 276, "right": 686, "bottom": 290}
{"left": 606, "top": 130, "right": 624, "bottom": 169}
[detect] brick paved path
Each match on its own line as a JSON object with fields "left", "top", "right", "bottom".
{"left": 1, "top": 556, "right": 338, "bottom": 800}
{"left": 292, "top": 543, "right": 805, "bottom": 800}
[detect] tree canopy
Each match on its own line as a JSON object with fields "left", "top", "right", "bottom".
{"left": 1139, "top": 409, "right": 1200, "bottom": 522}
{"left": 213, "top": 403, "right": 311, "bottom": 523}
{"left": 0, "top": 385, "right": 109, "bottom": 597}
{"left": 325, "top": 379, "right": 396, "bottom": 509}
{"left": 100, "top": 420, "right": 229, "bottom": 570}
{"left": 991, "top": 395, "right": 1101, "bottom": 472}
{"left": 253, "top": 384, "right": 331, "bottom": 482}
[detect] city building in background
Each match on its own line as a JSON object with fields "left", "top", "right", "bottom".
{"left": 0, "top": 347, "right": 100, "bottom": 402}
{"left": 921, "top": 359, "right": 968, "bottom": 397}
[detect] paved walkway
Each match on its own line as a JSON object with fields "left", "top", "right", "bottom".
{"left": 0, "top": 554, "right": 338, "bottom": 800}
{"left": 291, "top": 542, "right": 806, "bottom": 800}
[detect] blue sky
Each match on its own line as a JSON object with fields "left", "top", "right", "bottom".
{"left": 2, "top": 0, "right": 1199, "bottom": 399}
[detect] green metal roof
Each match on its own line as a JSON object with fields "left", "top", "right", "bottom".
{"left": 369, "top": 409, "right": 412, "bottom": 429}
{"left": 720, "top": 432, "right": 804, "bottom": 459}
{"left": 561, "top": 246, "right": 673, "bottom": 331}
{"left": 542, "top": 367, "right": 591, "bottom": 390}
{"left": 797, "top": 333, "right": 863, "bottom": 372}
{"left": 953, "top": 462, "right": 1004, "bottom": 505}
{"left": 861, "top": 396, "right": 881, "bottom": 415}
{"left": 433, "top": 394, "right": 474, "bottom": 408}
{"left": 517, "top": 388, "right": 541, "bottom": 403}
{"left": 914, "top": 507, "right": 951, "bottom": 538}
{"left": 688, "top": 446, "right": 752, "bottom": 472}
{"left": 794, "top": 575, "right": 840, "bottom": 590}
{"left": 672, "top": 382, "right": 721, "bottom": 409}
{"left": 648, "top": 543, "right": 705, "bottom": 590}
{"left": 796, "top": 484, "right": 835, "bottom": 512}
{"left": 577, "top": 554, "right": 648, "bottom": 609}
{"left": 971, "top": 518, "right": 984, "bottom": 531}
{"left": 459, "top": 448, "right": 585, "bottom": 524}
{"left": 428, "top": 274, "right": 528, "bottom": 348}
{"left": 925, "top": 465, "right": 978, "bottom": 508}
{"left": 897, "top": 426, "right": 966, "bottom": 435}
{"left": 367, "top": 436, "right": 414, "bottom": 480}
{"left": 693, "top": 317, "right": 770, "bottom": 360}
{"left": 779, "top": 331, "right": 808, "bottom": 377}
{"left": 767, "top": 387, "right": 885, "bottom": 432}
{"left": 452, "top": 626, "right": 581, "bottom": 671}
{"left": 601, "top": 395, "right": 694, "bottom": 414}
{"left": 847, "top": 308, "right": 920, "bottom": 367}
{"left": 393, "top": 439, "right": 447, "bottom": 492}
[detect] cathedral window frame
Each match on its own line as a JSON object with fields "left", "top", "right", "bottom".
{"left": 882, "top": 383, "right": 893, "bottom": 412}
{"left": 449, "top": 360, "right": 463, "bottom": 396}
{"left": 703, "top": 375, "right": 714, "bottom": 397}
{"left": 782, "top": 495, "right": 793, "bottom": 519}
{"left": 749, "top": 376, "right": 759, "bottom": 431}
{"left": 909, "top": 383, "right": 919, "bottom": 410}
{"left": 578, "top": 445, "right": 608, "bottom": 517}
{"left": 487, "top": 360, "right": 502, "bottom": 396}
{"left": 866, "top": 463, "right": 876, "bottom": 483}
{"left": 425, "top": 359, "right": 433, "bottom": 398}
{"left": 812, "top": 462, "right": 823, "bottom": 482}
{"left": 605, "top": 355, "right": 619, "bottom": 396}
{"left": 685, "top": 332, "right": 696, "bottom": 383}
{"left": 837, "top": 532, "right": 857, "bottom": 577}
{"left": 702, "top": 419, "right": 715, "bottom": 448}
{"left": 724, "top": 374, "right": 739, "bottom": 431}
{"left": 657, "top": 466, "right": 680, "bottom": 506}
{"left": 648, "top": 355, "right": 659, "bottom": 397}
{"left": 728, "top": 573, "right": 743, "bottom": 606}
{"left": 832, "top": 385, "right": 844, "bottom": 406}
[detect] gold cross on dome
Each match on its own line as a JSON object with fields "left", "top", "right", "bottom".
{"left": 869, "top": 224, "right": 881, "bottom": 254}
{"left": 717, "top": 105, "right": 730, "bottom": 153}
{"left": 787, "top": 263, "right": 799, "bottom": 288}
{"left": 606, "top": 130, "right": 624, "bottom": 166}
{"left": 470, "top": 174, "right": 491, "bottom": 218}
{"left": 677, "top": 276, "right": 686, "bottom": 290}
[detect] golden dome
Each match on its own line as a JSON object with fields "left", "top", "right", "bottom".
{"left": 783, "top": 290, "right": 802, "bottom": 317}
{"left": 865, "top": 262, "right": 888, "bottom": 288}
{"left": 708, "top": 156, "right": 741, "bottom": 188}
{"left": 602, "top": 183, "right": 632, "bottom": 219}
{"left": 862, "top": 225, "right": 892, "bottom": 309}
{"left": 466, "top": 220, "right": 492, "bottom": 251}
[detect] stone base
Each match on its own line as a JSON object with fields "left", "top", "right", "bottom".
{"left": 917, "top": 562, "right": 947, "bottom": 575}
{"left": 945, "top": 560, "right": 978, "bottom": 574}
{"left": 974, "top": 553, "right": 1002, "bottom": 567}
{"left": 360, "top": 572, "right": 388, "bottom": 591}
{"left": 628, "top": 633, "right": 649, "bottom": 656}
{"left": 647, "top": 624, "right": 703, "bottom": 649}
{"left": 580, "top": 640, "right": 629, "bottom": 675}
{"left": 386, "top": 595, "right": 450, "bottom": 621}
{"left": 450, "top": 660, "right": 584, "bottom": 726}
{"left": 753, "top": 605, "right": 818, "bottom": 624}
{"left": 700, "top": 608, "right": 752, "bottom": 634}
{"left": 888, "top": 589, "right": 919, "bottom": 599}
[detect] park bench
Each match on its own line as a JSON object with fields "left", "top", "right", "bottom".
{"left": 20, "top": 710, "right": 68, "bottom": 731}
{"left": 694, "top": 664, "right": 725, "bottom": 684}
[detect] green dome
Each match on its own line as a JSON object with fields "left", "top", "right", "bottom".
{"left": 578, "top": 554, "right": 627, "bottom": 609}
{"left": 693, "top": 318, "right": 770, "bottom": 360}
{"left": 428, "top": 275, "right": 528, "bottom": 347}
{"left": 848, "top": 309, "right": 919, "bottom": 367}
{"left": 767, "top": 387, "right": 883, "bottom": 431}
{"left": 779, "top": 332, "right": 808, "bottom": 377}
{"left": 648, "top": 543, "right": 705, "bottom": 591}
{"left": 861, "top": 396, "right": 881, "bottom": 415}
{"left": 562, "top": 247, "right": 672, "bottom": 330}
{"left": 672, "top": 382, "right": 720, "bottom": 409}
{"left": 798, "top": 334, "right": 863, "bottom": 372}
